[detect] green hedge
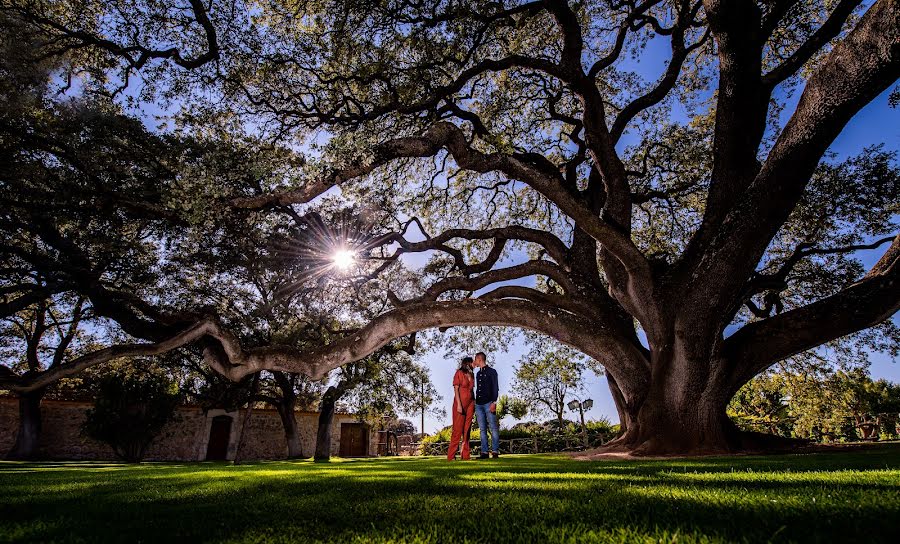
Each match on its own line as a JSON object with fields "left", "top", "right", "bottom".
{"left": 420, "top": 418, "right": 620, "bottom": 454}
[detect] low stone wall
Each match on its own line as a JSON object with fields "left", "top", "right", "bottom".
{"left": 0, "top": 397, "right": 375, "bottom": 461}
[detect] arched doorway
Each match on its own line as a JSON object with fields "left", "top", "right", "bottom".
{"left": 206, "top": 415, "right": 232, "bottom": 460}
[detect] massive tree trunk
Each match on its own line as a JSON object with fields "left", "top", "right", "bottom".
{"left": 605, "top": 353, "right": 738, "bottom": 455}
{"left": 6, "top": 387, "right": 46, "bottom": 460}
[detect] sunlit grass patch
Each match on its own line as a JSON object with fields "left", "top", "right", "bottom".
{"left": 0, "top": 446, "right": 898, "bottom": 543}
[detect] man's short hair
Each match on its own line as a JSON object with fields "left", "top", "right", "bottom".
{"left": 475, "top": 351, "right": 487, "bottom": 361}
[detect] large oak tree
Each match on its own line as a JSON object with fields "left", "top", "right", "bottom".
{"left": 2, "top": 0, "right": 898, "bottom": 455}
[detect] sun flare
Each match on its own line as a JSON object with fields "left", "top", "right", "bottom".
{"left": 332, "top": 249, "right": 356, "bottom": 271}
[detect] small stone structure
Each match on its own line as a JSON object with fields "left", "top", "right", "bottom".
{"left": 0, "top": 397, "right": 375, "bottom": 461}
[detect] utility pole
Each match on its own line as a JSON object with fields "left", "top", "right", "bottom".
{"left": 420, "top": 378, "right": 426, "bottom": 438}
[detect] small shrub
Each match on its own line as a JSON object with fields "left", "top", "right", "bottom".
{"left": 422, "top": 425, "right": 453, "bottom": 445}
{"left": 585, "top": 417, "right": 615, "bottom": 434}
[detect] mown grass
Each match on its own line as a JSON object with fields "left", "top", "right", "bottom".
{"left": 1, "top": 445, "right": 898, "bottom": 543}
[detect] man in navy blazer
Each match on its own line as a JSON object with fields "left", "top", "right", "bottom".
{"left": 473, "top": 351, "right": 500, "bottom": 458}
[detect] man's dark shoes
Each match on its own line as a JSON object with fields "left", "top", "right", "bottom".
{"left": 478, "top": 453, "right": 489, "bottom": 459}
{"left": 491, "top": 452, "right": 499, "bottom": 459}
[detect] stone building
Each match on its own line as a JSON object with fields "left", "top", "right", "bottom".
{"left": 0, "top": 397, "right": 375, "bottom": 461}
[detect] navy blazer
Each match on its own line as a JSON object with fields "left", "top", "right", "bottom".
{"left": 475, "top": 366, "right": 499, "bottom": 405}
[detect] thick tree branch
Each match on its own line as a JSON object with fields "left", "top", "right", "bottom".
{"left": 695, "top": 0, "right": 767, "bottom": 227}
{"left": 684, "top": 0, "right": 900, "bottom": 321}
{"left": 416, "top": 260, "right": 575, "bottom": 303}
{"left": 725, "top": 234, "right": 900, "bottom": 388}
{"left": 2, "top": 318, "right": 216, "bottom": 393}
{"left": 546, "top": 0, "right": 585, "bottom": 77}
{"left": 200, "top": 298, "right": 651, "bottom": 405}
{"left": 478, "top": 285, "right": 599, "bottom": 318}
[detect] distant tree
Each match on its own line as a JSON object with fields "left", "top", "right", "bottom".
{"left": 407, "top": 365, "right": 443, "bottom": 438}
{"left": 727, "top": 373, "right": 792, "bottom": 436}
{"left": 315, "top": 347, "right": 436, "bottom": 461}
{"left": 82, "top": 369, "right": 180, "bottom": 462}
{"left": 512, "top": 344, "right": 587, "bottom": 427}
{"left": 1, "top": 293, "right": 89, "bottom": 459}
{"left": 180, "top": 353, "right": 324, "bottom": 459}
{"left": 257, "top": 371, "right": 324, "bottom": 458}
{"left": 826, "top": 369, "right": 900, "bottom": 440}
{"left": 389, "top": 418, "right": 417, "bottom": 436}
{"left": 732, "top": 365, "right": 900, "bottom": 442}
{"left": 495, "top": 394, "right": 529, "bottom": 423}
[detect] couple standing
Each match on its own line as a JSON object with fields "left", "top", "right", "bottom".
{"left": 447, "top": 351, "right": 500, "bottom": 460}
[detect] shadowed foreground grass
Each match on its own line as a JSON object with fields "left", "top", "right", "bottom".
{"left": 1, "top": 445, "right": 898, "bottom": 543}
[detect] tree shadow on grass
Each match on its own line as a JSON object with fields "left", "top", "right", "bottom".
{"left": 1, "top": 449, "right": 898, "bottom": 543}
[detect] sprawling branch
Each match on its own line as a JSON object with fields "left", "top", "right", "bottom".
{"left": 415, "top": 260, "right": 574, "bottom": 303}
{"left": 387, "top": 225, "right": 570, "bottom": 269}
{"left": 0, "top": 283, "right": 61, "bottom": 319}
{"left": 610, "top": 2, "right": 708, "bottom": 143}
{"left": 19, "top": 221, "right": 191, "bottom": 340}
{"left": 743, "top": 236, "right": 897, "bottom": 317}
{"left": 6, "top": 0, "right": 220, "bottom": 71}
{"left": 478, "top": 285, "right": 597, "bottom": 318}
{"left": 587, "top": 0, "right": 666, "bottom": 78}
{"left": 1, "top": 318, "right": 216, "bottom": 393}
{"left": 684, "top": 0, "right": 900, "bottom": 318}
{"left": 200, "top": 298, "right": 651, "bottom": 404}
{"left": 724, "top": 234, "right": 900, "bottom": 388}
{"left": 234, "top": 122, "right": 649, "bottom": 277}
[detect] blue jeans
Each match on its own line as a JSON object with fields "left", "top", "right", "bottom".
{"left": 474, "top": 403, "right": 500, "bottom": 453}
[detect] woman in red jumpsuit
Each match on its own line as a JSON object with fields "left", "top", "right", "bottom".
{"left": 447, "top": 356, "right": 475, "bottom": 460}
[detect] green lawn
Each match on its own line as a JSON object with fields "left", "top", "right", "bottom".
{"left": 1, "top": 446, "right": 899, "bottom": 543}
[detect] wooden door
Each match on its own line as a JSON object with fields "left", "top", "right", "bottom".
{"left": 206, "top": 415, "right": 232, "bottom": 460}
{"left": 339, "top": 423, "right": 368, "bottom": 457}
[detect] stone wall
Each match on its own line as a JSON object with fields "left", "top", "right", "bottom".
{"left": 0, "top": 397, "right": 376, "bottom": 461}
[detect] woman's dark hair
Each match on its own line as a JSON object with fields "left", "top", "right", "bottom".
{"left": 459, "top": 356, "right": 474, "bottom": 373}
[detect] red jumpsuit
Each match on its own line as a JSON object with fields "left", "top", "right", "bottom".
{"left": 447, "top": 369, "right": 475, "bottom": 460}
